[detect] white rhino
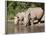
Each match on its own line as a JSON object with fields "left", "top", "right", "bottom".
{"left": 14, "top": 7, "right": 44, "bottom": 26}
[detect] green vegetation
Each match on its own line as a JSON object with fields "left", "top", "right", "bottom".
{"left": 7, "top": 1, "right": 44, "bottom": 19}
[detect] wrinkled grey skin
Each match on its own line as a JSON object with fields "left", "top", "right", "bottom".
{"left": 14, "top": 7, "right": 43, "bottom": 26}
{"left": 14, "top": 12, "right": 30, "bottom": 26}
{"left": 27, "top": 7, "right": 43, "bottom": 26}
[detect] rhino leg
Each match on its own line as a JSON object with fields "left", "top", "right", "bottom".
{"left": 31, "top": 18, "right": 34, "bottom": 26}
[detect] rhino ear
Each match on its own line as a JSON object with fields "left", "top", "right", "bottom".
{"left": 15, "top": 16, "right": 19, "bottom": 18}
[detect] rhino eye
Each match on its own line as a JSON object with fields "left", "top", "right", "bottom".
{"left": 17, "top": 17, "right": 19, "bottom": 18}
